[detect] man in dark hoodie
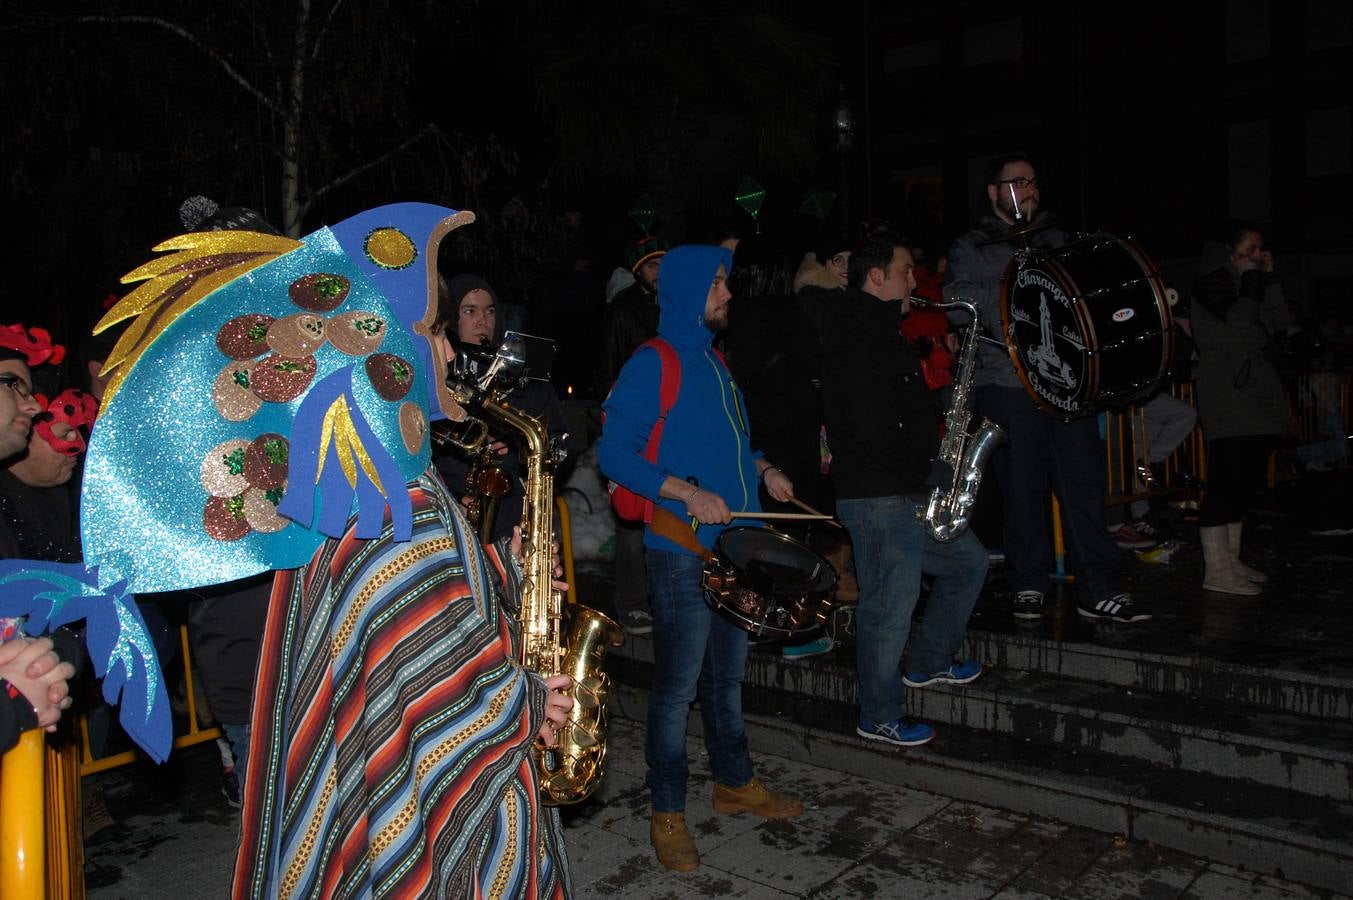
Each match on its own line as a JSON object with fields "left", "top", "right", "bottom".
{"left": 598, "top": 244, "right": 804, "bottom": 872}
{"left": 822, "top": 231, "right": 987, "bottom": 749}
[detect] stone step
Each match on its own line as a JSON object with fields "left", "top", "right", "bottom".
{"left": 609, "top": 681, "right": 1353, "bottom": 894}
{"left": 908, "top": 668, "right": 1353, "bottom": 802}
{"left": 962, "top": 629, "right": 1353, "bottom": 720}
{"left": 610, "top": 631, "right": 1353, "bottom": 800}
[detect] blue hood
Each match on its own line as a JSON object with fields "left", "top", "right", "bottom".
{"left": 657, "top": 245, "right": 733, "bottom": 350}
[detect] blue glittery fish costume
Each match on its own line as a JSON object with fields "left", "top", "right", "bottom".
{"left": 0, "top": 203, "right": 476, "bottom": 760}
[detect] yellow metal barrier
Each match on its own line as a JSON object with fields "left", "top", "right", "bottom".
{"left": 555, "top": 494, "right": 578, "bottom": 607}
{"left": 0, "top": 730, "right": 46, "bottom": 899}
{"left": 79, "top": 625, "right": 222, "bottom": 777}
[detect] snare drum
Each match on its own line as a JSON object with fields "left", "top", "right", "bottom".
{"left": 701, "top": 526, "right": 837, "bottom": 640}
{"left": 1001, "top": 233, "right": 1172, "bottom": 419}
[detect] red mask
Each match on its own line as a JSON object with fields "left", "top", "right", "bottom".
{"left": 0, "top": 323, "right": 65, "bottom": 367}
{"left": 35, "top": 389, "right": 97, "bottom": 457}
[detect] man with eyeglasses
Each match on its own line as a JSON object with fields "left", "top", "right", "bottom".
{"left": 945, "top": 155, "right": 1150, "bottom": 625}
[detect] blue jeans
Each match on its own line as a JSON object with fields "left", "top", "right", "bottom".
{"left": 645, "top": 548, "right": 755, "bottom": 812}
{"left": 837, "top": 496, "right": 988, "bottom": 727}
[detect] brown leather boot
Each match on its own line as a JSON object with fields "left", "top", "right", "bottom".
{"left": 822, "top": 540, "right": 859, "bottom": 603}
{"left": 650, "top": 812, "right": 700, "bottom": 871}
{"left": 712, "top": 778, "right": 803, "bottom": 819}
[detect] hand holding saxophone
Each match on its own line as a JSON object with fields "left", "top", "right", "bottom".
{"left": 536, "top": 673, "right": 575, "bottom": 748}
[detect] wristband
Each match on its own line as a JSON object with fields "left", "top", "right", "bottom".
{"left": 760, "top": 465, "right": 780, "bottom": 482}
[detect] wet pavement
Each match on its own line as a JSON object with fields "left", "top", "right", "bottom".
{"left": 81, "top": 467, "right": 1353, "bottom": 897}
{"left": 84, "top": 717, "right": 1349, "bottom": 899}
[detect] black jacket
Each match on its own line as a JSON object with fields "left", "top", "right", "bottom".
{"left": 821, "top": 288, "right": 941, "bottom": 499}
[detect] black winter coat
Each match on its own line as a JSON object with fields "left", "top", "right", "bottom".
{"left": 821, "top": 289, "right": 941, "bottom": 499}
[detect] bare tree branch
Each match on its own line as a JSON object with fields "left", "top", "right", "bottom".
{"left": 69, "top": 14, "right": 282, "bottom": 117}
{"left": 308, "top": 0, "right": 348, "bottom": 63}
{"left": 298, "top": 123, "right": 438, "bottom": 221}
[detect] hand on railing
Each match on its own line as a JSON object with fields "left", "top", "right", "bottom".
{"left": 0, "top": 636, "right": 76, "bottom": 735}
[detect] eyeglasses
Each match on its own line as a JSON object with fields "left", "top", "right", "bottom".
{"left": 0, "top": 374, "right": 33, "bottom": 400}
{"left": 996, "top": 177, "right": 1040, "bottom": 190}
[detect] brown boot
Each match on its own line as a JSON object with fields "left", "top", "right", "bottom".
{"left": 712, "top": 778, "right": 803, "bottom": 819}
{"left": 650, "top": 812, "right": 699, "bottom": 871}
{"left": 822, "top": 540, "right": 859, "bottom": 603}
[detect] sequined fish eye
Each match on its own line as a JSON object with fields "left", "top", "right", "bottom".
{"left": 289, "top": 273, "right": 351, "bottom": 311}
{"left": 363, "top": 227, "right": 417, "bottom": 270}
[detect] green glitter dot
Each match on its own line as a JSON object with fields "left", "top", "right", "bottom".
{"left": 392, "top": 360, "right": 411, "bottom": 382}
{"left": 354, "top": 317, "right": 384, "bottom": 337}
{"left": 274, "top": 360, "right": 306, "bottom": 373}
{"left": 226, "top": 495, "right": 246, "bottom": 518}
{"left": 224, "top": 448, "right": 246, "bottom": 475}
{"left": 247, "top": 323, "right": 269, "bottom": 342}
{"left": 314, "top": 275, "right": 346, "bottom": 297}
{"left": 264, "top": 488, "right": 284, "bottom": 505}
{"left": 263, "top": 439, "right": 288, "bottom": 465}
{"left": 232, "top": 369, "right": 250, "bottom": 388}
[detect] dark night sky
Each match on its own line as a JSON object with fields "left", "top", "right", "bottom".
{"left": 2, "top": 0, "right": 1349, "bottom": 363}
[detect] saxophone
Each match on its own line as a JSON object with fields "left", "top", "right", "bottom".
{"left": 448, "top": 379, "right": 625, "bottom": 806}
{"left": 910, "top": 297, "right": 1007, "bottom": 542}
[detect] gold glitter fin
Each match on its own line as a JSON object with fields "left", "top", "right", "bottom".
{"left": 316, "top": 395, "right": 386, "bottom": 495}
{"left": 94, "top": 231, "right": 302, "bottom": 409}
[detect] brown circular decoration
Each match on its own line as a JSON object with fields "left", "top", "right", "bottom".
{"left": 365, "top": 353, "right": 416, "bottom": 402}
{"left": 243, "top": 487, "right": 289, "bottom": 533}
{"left": 288, "top": 273, "right": 350, "bottom": 312}
{"left": 213, "top": 360, "right": 262, "bottom": 422}
{"left": 217, "top": 314, "right": 277, "bottom": 360}
{"left": 266, "top": 313, "right": 326, "bottom": 358}
{"left": 398, "top": 402, "right": 427, "bottom": 455}
{"left": 251, "top": 354, "right": 317, "bottom": 403}
{"left": 201, "top": 439, "right": 251, "bottom": 497}
{"left": 326, "top": 311, "right": 388, "bottom": 356}
{"left": 204, "top": 495, "right": 251, "bottom": 541}
{"left": 244, "top": 433, "right": 290, "bottom": 489}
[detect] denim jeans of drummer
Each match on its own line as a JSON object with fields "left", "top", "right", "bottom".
{"left": 645, "top": 547, "right": 755, "bottom": 812}
{"left": 837, "top": 495, "right": 988, "bottom": 726}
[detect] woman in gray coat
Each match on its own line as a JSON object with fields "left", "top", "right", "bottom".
{"left": 1189, "top": 222, "right": 1291, "bottom": 595}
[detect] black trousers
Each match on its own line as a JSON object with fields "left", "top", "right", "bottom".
{"left": 1199, "top": 435, "right": 1274, "bottom": 526}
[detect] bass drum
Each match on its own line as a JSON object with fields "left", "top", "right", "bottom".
{"left": 701, "top": 526, "right": 837, "bottom": 640}
{"left": 1001, "top": 233, "right": 1172, "bottom": 419}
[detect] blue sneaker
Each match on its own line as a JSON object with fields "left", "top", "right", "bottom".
{"left": 903, "top": 659, "right": 983, "bottom": 688}
{"left": 856, "top": 717, "right": 935, "bottom": 747}
{"left": 782, "top": 634, "right": 834, "bottom": 659}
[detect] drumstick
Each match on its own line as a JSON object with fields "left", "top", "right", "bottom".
{"left": 729, "top": 511, "right": 833, "bottom": 521}
{"left": 784, "top": 496, "right": 845, "bottom": 528}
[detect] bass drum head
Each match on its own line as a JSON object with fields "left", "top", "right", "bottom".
{"left": 715, "top": 526, "right": 837, "bottom": 595}
{"left": 1001, "top": 233, "right": 1171, "bottom": 419}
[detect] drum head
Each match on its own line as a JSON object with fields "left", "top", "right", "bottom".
{"left": 1001, "top": 233, "right": 1171, "bottom": 419}
{"left": 715, "top": 527, "right": 837, "bottom": 595}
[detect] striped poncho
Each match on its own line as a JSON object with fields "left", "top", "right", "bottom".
{"left": 234, "top": 473, "right": 570, "bottom": 898}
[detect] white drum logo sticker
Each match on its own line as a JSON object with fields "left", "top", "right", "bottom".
{"left": 1112, "top": 308, "right": 1135, "bottom": 322}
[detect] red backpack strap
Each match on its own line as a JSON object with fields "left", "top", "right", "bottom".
{"left": 639, "top": 337, "right": 680, "bottom": 523}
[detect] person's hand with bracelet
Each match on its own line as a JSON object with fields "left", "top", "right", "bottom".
{"left": 759, "top": 463, "right": 795, "bottom": 504}
{"left": 659, "top": 475, "right": 731, "bottom": 525}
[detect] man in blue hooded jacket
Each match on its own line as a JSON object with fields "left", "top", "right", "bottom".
{"left": 598, "top": 244, "right": 804, "bottom": 872}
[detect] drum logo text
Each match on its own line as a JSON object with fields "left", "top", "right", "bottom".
{"left": 1112, "top": 308, "right": 1135, "bottom": 322}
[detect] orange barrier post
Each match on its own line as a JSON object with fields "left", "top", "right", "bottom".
{"left": 0, "top": 729, "right": 47, "bottom": 900}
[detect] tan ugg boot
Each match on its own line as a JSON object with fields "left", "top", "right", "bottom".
{"left": 711, "top": 778, "right": 804, "bottom": 819}
{"left": 1226, "top": 520, "right": 1268, "bottom": 583}
{"left": 650, "top": 812, "right": 699, "bottom": 871}
{"left": 1201, "top": 525, "right": 1260, "bottom": 595}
